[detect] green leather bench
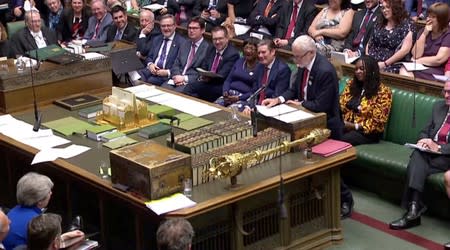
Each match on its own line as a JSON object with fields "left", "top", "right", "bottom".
{"left": 340, "top": 85, "right": 450, "bottom": 218}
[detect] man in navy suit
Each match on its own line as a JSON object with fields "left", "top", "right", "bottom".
{"left": 273, "top": 0, "right": 317, "bottom": 50}
{"left": 139, "top": 14, "right": 186, "bottom": 86}
{"left": 243, "top": 39, "right": 291, "bottom": 114}
{"left": 390, "top": 81, "right": 450, "bottom": 230}
{"left": 343, "top": 0, "right": 381, "bottom": 57}
{"left": 83, "top": 0, "right": 112, "bottom": 42}
{"left": 136, "top": 9, "right": 160, "bottom": 61}
{"left": 11, "top": 10, "right": 58, "bottom": 57}
{"left": 262, "top": 35, "right": 343, "bottom": 140}
{"left": 161, "top": 16, "right": 211, "bottom": 93}
{"left": 247, "top": 0, "right": 286, "bottom": 38}
{"left": 183, "top": 26, "right": 239, "bottom": 102}
{"left": 106, "top": 6, "right": 138, "bottom": 43}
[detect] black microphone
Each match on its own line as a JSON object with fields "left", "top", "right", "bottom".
{"left": 157, "top": 114, "right": 180, "bottom": 147}
{"left": 246, "top": 85, "right": 267, "bottom": 103}
{"left": 31, "top": 50, "right": 42, "bottom": 132}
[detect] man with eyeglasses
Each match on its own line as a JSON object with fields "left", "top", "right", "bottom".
{"left": 390, "top": 81, "right": 450, "bottom": 230}
{"left": 161, "top": 16, "right": 211, "bottom": 92}
{"left": 139, "top": 14, "right": 186, "bottom": 86}
{"left": 183, "top": 26, "right": 239, "bottom": 102}
{"left": 262, "top": 35, "right": 343, "bottom": 140}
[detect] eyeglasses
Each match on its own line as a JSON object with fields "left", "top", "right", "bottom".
{"left": 293, "top": 50, "right": 310, "bottom": 61}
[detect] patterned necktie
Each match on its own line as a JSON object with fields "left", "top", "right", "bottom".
{"left": 210, "top": 52, "right": 221, "bottom": 73}
{"left": 437, "top": 115, "right": 450, "bottom": 143}
{"left": 285, "top": 4, "right": 298, "bottom": 39}
{"left": 156, "top": 38, "right": 169, "bottom": 68}
{"left": 72, "top": 17, "right": 81, "bottom": 39}
{"left": 352, "top": 10, "right": 372, "bottom": 47}
{"left": 183, "top": 43, "right": 196, "bottom": 75}
{"left": 300, "top": 68, "right": 309, "bottom": 100}
{"left": 93, "top": 20, "right": 100, "bottom": 39}
{"left": 258, "top": 67, "right": 269, "bottom": 104}
{"left": 264, "top": 0, "right": 275, "bottom": 17}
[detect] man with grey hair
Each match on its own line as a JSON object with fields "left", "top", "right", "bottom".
{"left": 0, "top": 209, "right": 10, "bottom": 250}
{"left": 136, "top": 8, "right": 160, "bottom": 61}
{"left": 3, "top": 172, "right": 54, "bottom": 250}
{"left": 10, "top": 9, "right": 58, "bottom": 57}
{"left": 157, "top": 218, "right": 194, "bottom": 250}
{"left": 83, "top": 0, "right": 113, "bottom": 42}
{"left": 262, "top": 35, "right": 343, "bottom": 140}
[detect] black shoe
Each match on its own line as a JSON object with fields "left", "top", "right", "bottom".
{"left": 68, "top": 215, "right": 83, "bottom": 232}
{"left": 341, "top": 200, "right": 354, "bottom": 219}
{"left": 389, "top": 201, "right": 426, "bottom": 230}
{"left": 444, "top": 241, "right": 450, "bottom": 250}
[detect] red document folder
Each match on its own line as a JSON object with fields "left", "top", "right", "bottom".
{"left": 312, "top": 139, "right": 352, "bottom": 157}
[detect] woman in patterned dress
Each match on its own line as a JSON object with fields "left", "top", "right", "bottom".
{"left": 366, "top": 0, "right": 414, "bottom": 73}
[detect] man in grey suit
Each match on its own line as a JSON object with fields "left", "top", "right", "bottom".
{"left": 390, "top": 81, "right": 450, "bottom": 230}
{"left": 83, "top": 0, "right": 112, "bottom": 42}
{"left": 11, "top": 10, "right": 58, "bottom": 57}
{"left": 161, "top": 16, "right": 211, "bottom": 93}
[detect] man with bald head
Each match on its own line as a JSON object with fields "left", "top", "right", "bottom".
{"left": 0, "top": 209, "right": 10, "bottom": 250}
{"left": 83, "top": 0, "right": 113, "bottom": 42}
{"left": 11, "top": 10, "right": 58, "bottom": 56}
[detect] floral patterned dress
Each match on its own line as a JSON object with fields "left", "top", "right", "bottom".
{"left": 367, "top": 19, "right": 413, "bottom": 73}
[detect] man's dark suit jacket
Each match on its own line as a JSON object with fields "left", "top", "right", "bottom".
{"left": 275, "top": 0, "right": 317, "bottom": 47}
{"left": 418, "top": 101, "right": 450, "bottom": 154}
{"left": 140, "top": 33, "right": 186, "bottom": 85}
{"left": 248, "top": 0, "right": 286, "bottom": 36}
{"left": 169, "top": 38, "right": 211, "bottom": 84}
{"left": 281, "top": 53, "right": 343, "bottom": 139}
{"left": 254, "top": 57, "right": 291, "bottom": 102}
{"left": 344, "top": 6, "right": 382, "bottom": 54}
{"left": 59, "top": 7, "right": 91, "bottom": 42}
{"left": 136, "top": 27, "right": 160, "bottom": 59}
{"left": 183, "top": 43, "right": 240, "bottom": 101}
{"left": 105, "top": 23, "right": 138, "bottom": 43}
{"left": 11, "top": 26, "right": 58, "bottom": 56}
{"left": 192, "top": 0, "right": 228, "bottom": 29}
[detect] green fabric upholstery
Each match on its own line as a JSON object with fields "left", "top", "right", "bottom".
{"left": 341, "top": 86, "right": 450, "bottom": 218}
{"left": 7, "top": 21, "right": 25, "bottom": 38}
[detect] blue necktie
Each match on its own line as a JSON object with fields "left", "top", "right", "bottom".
{"left": 156, "top": 38, "right": 169, "bottom": 68}
{"left": 114, "top": 30, "right": 122, "bottom": 41}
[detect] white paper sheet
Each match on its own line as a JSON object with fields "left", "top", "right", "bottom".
{"left": 256, "top": 104, "right": 297, "bottom": 117}
{"left": 145, "top": 193, "right": 196, "bottom": 215}
{"left": 433, "top": 74, "right": 450, "bottom": 82}
{"left": 274, "top": 110, "right": 314, "bottom": 123}
{"left": 146, "top": 93, "right": 220, "bottom": 117}
{"left": 31, "top": 144, "right": 90, "bottom": 165}
{"left": 401, "top": 62, "right": 429, "bottom": 71}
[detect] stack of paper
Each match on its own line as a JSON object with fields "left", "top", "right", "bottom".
{"left": 256, "top": 104, "right": 314, "bottom": 123}
{"left": 145, "top": 193, "right": 196, "bottom": 215}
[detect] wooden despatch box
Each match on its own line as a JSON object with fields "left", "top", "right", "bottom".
{"left": 110, "top": 140, "right": 191, "bottom": 199}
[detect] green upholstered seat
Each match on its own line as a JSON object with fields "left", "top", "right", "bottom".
{"left": 7, "top": 21, "right": 25, "bottom": 38}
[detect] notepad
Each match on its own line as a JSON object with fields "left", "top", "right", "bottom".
{"left": 145, "top": 193, "right": 196, "bottom": 215}
{"left": 312, "top": 139, "right": 352, "bottom": 157}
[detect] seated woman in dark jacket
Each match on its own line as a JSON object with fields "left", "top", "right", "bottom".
{"left": 59, "top": 0, "right": 91, "bottom": 43}
{"left": 215, "top": 37, "right": 259, "bottom": 110}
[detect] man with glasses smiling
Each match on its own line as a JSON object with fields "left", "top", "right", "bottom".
{"left": 262, "top": 35, "right": 343, "bottom": 140}
{"left": 139, "top": 14, "right": 186, "bottom": 86}
{"left": 390, "top": 81, "right": 450, "bottom": 230}
{"left": 162, "top": 16, "right": 211, "bottom": 92}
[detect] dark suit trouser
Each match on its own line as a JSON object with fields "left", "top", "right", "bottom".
{"left": 183, "top": 81, "right": 223, "bottom": 102}
{"left": 401, "top": 150, "right": 450, "bottom": 208}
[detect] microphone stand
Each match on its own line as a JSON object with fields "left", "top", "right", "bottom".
{"left": 246, "top": 85, "right": 266, "bottom": 137}
{"left": 31, "top": 50, "right": 42, "bottom": 132}
{"left": 412, "top": 28, "right": 418, "bottom": 128}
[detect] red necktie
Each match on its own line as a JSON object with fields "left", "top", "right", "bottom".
{"left": 176, "top": 6, "right": 187, "bottom": 25}
{"left": 285, "top": 4, "right": 298, "bottom": 39}
{"left": 258, "top": 67, "right": 269, "bottom": 104}
{"left": 210, "top": 52, "right": 221, "bottom": 73}
{"left": 183, "top": 43, "right": 196, "bottom": 75}
{"left": 352, "top": 10, "right": 372, "bottom": 47}
{"left": 264, "top": 0, "right": 274, "bottom": 17}
{"left": 417, "top": 0, "right": 423, "bottom": 18}
{"left": 93, "top": 20, "right": 100, "bottom": 39}
{"left": 300, "top": 68, "right": 309, "bottom": 100}
{"left": 437, "top": 115, "right": 450, "bottom": 143}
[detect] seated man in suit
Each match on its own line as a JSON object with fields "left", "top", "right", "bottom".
{"left": 136, "top": 8, "right": 160, "bottom": 61}
{"left": 139, "top": 14, "right": 186, "bottom": 86}
{"left": 243, "top": 39, "right": 291, "bottom": 114}
{"left": 183, "top": 26, "right": 239, "bottom": 102}
{"left": 11, "top": 9, "right": 58, "bottom": 57}
{"left": 83, "top": 0, "right": 112, "bottom": 42}
{"left": 389, "top": 81, "right": 450, "bottom": 230}
{"left": 106, "top": 5, "right": 138, "bottom": 42}
{"left": 273, "top": 0, "right": 317, "bottom": 50}
{"left": 262, "top": 35, "right": 343, "bottom": 140}
{"left": 245, "top": 0, "right": 286, "bottom": 38}
{"left": 343, "top": 0, "right": 381, "bottom": 57}
{"left": 161, "top": 16, "right": 211, "bottom": 93}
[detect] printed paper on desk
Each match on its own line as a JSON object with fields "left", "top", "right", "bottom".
{"left": 312, "top": 139, "right": 352, "bottom": 157}
{"left": 145, "top": 193, "right": 196, "bottom": 215}
{"left": 256, "top": 104, "right": 297, "bottom": 117}
{"left": 274, "top": 110, "right": 314, "bottom": 123}
{"left": 400, "top": 62, "right": 429, "bottom": 71}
